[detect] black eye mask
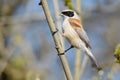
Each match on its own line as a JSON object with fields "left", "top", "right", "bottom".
{"left": 62, "top": 11, "right": 74, "bottom": 17}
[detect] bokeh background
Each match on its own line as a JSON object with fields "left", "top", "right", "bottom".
{"left": 0, "top": 0, "right": 120, "bottom": 80}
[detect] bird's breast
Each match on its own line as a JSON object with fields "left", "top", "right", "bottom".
{"left": 63, "top": 20, "right": 81, "bottom": 48}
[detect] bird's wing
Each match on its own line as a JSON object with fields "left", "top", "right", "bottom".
{"left": 68, "top": 18, "right": 91, "bottom": 48}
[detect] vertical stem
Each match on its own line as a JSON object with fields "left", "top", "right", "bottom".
{"left": 79, "top": 56, "right": 89, "bottom": 77}
{"left": 52, "top": 0, "right": 66, "bottom": 79}
{"left": 52, "top": 0, "right": 65, "bottom": 49}
{"left": 74, "top": 0, "right": 81, "bottom": 80}
{"left": 76, "top": 0, "right": 81, "bottom": 16}
{"left": 52, "top": 0, "right": 61, "bottom": 28}
{"left": 74, "top": 49, "right": 81, "bottom": 80}
{"left": 39, "top": 0, "right": 73, "bottom": 80}
{"left": 107, "top": 64, "right": 116, "bottom": 80}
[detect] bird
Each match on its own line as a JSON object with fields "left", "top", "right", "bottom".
{"left": 60, "top": 9, "right": 101, "bottom": 70}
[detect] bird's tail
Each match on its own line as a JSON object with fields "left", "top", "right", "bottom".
{"left": 84, "top": 47, "right": 102, "bottom": 71}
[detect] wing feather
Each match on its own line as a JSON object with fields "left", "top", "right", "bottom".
{"left": 68, "top": 18, "right": 91, "bottom": 48}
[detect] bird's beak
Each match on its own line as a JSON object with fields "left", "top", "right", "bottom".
{"left": 60, "top": 13, "right": 64, "bottom": 16}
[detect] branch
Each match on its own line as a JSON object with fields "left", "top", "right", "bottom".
{"left": 79, "top": 55, "right": 89, "bottom": 77}
{"left": 74, "top": 1, "right": 82, "bottom": 80}
{"left": 107, "top": 63, "right": 119, "bottom": 80}
{"left": 39, "top": 0, "right": 73, "bottom": 80}
{"left": 74, "top": 49, "right": 81, "bottom": 80}
{"left": 75, "top": 0, "right": 81, "bottom": 16}
{"left": 52, "top": 0, "right": 65, "bottom": 49}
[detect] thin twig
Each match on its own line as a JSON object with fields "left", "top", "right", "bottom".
{"left": 52, "top": 0, "right": 65, "bottom": 48}
{"left": 107, "top": 63, "right": 119, "bottom": 80}
{"left": 76, "top": 0, "right": 81, "bottom": 16}
{"left": 52, "top": 0, "right": 66, "bottom": 79}
{"left": 74, "top": 49, "right": 81, "bottom": 80}
{"left": 52, "top": 0, "right": 61, "bottom": 29}
{"left": 74, "top": 0, "right": 82, "bottom": 80}
{"left": 79, "top": 56, "right": 89, "bottom": 78}
{"left": 39, "top": 0, "right": 73, "bottom": 80}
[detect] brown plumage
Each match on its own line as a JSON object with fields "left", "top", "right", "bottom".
{"left": 68, "top": 18, "right": 82, "bottom": 29}
{"left": 68, "top": 18, "right": 91, "bottom": 48}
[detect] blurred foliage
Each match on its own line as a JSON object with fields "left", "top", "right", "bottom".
{"left": 9, "top": 55, "right": 27, "bottom": 69}
{"left": 0, "top": 0, "right": 26, "bottom": 58}
{"left": 4, "top": 65, "right": 26, "bottom": 80}
{"left": 64, "top": 0, "right": 74, "bottom": 9}
{"left": 4, "top": 56, "right": 42, "bottom": 80}
{"left": 0, "top": 0, "right": 25, "bottom": 16}
{"left": 114, "top": 44, "right": 120, "bottom": 63}
{"left": 26, "top": 71, "right": 41, "bottom": 80}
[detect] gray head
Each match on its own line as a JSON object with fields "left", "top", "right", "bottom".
{"left": 61, "top": 10, "right": 79, "bottom": 19}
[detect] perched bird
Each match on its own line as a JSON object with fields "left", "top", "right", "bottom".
{"left": 60, "top": 9, "right": 101, "bottom": 70}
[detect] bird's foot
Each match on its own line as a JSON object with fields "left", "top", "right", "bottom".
{"left": 64, "top": 45, "right": 74, "bottom": 53}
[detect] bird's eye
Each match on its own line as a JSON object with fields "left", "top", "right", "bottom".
{"left": 62, "top": 11, "right": 74, "bottom": 17}
{"left": 67, "top": 11, "right": 74, "bottom": 17}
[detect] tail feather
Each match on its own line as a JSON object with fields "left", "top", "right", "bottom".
{"left": 84, "top": 47, "right": 102, "bottom": 71}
